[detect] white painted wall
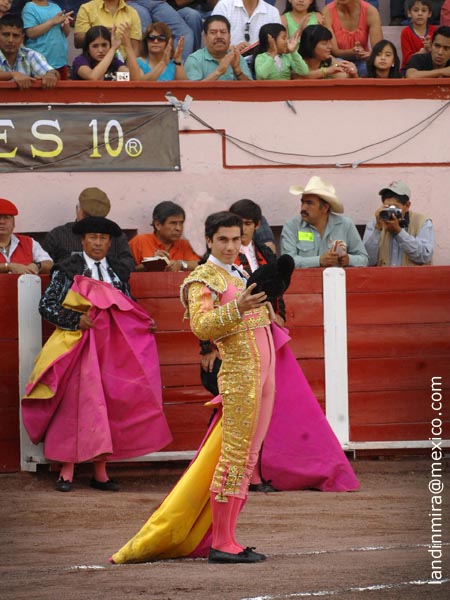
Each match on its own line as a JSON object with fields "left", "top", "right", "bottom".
{"left": 3, "top": 97, "right": 449, "bottom": 264}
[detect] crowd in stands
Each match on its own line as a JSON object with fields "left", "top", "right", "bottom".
{"left": 1, "top": 0, "right": 450, "bottom": 86}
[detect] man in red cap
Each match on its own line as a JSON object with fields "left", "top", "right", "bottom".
{"left": 0, "top": 198, "right": 53, "bottom": 274}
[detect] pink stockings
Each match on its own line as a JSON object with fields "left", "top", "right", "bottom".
{"left": 211, "top": 492, "right": 246, "bottom": 553}
{"left": 59, "top": 461, "right": 109, "bottom": 483}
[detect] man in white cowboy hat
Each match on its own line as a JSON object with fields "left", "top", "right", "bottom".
{"left": 362, "top": 180, "right": 434, "bottom": 266}
{"left": 280, "top": 176, "right": 368, "bottom": 268}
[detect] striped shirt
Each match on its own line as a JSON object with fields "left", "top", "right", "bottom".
{"left": 0, "top": 46, "right": 55, "bottom": 76}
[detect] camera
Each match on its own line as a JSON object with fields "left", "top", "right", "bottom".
{"left": 116, "top": 71, "right": 130, "bottom": 81}
{"left": 379, "top": 205, "right": 403, "bottom": 221}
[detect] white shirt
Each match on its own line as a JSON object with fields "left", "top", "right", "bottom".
{"left": 0, "top": 233, "right": 52, "bottom": 263}
{"left": 83, "top": 252, "right": 113, "bottom": 284}
{"left": 240, "top": 242, "right": 259, "bottom": 272}
{"left": 212, "top": 0, "right": 281, "bottom": 46}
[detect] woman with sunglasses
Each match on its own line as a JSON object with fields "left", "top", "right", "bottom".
{"left": 137, "top": 22, "right": 186, "bottom": 81}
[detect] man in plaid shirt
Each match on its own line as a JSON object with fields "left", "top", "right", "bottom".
{"left": 0, "top": 13, "right": 59, "bottom": 89}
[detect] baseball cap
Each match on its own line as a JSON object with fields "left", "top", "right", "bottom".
{"left": 379, "top": 181, "right": 411, "bottom": 199}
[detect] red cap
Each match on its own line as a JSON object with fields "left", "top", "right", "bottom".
{"left": 0, "top": 198, "right": 18, "bottom": 216}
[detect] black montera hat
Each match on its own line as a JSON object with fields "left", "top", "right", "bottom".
{"left": 246, "top": 254, "right": 295, "bottom": 301}
{"left": 72, "top": 216, "right": 122, "bottom": 237}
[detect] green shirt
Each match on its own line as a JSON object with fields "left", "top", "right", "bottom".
{"left": 185, "top": 48, "right": 253, "bottom": 81}
{"left": 255, "top": 52, "right": 309, "bottom": 80}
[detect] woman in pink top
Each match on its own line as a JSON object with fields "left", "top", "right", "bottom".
{"left": 323, "top": 0, "right": 383, "bottom": 75}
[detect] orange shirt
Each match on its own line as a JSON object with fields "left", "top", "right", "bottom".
{"left": 129, "top": 232, "right": 200, "bottom": 265}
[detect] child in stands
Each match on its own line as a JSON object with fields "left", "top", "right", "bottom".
{"left": 401, "top": 0, "right": 437, "bottom": 69}
{"left": 0, "top": 0, "right": 12, "bottom": 18}
{"left": 72, "top": 23, "right": 140, "bottom": 81}
{"left": 281, "top": 0, "right": 323, "bottom": 39}
{"left": 366, "top": 39, "right": 401, "bottom": 77}
{"left": 22, "top": 0, "right": 72, "bottom": 79}
{"left": 254, "top": 22, "right": 308, "bottom": 80}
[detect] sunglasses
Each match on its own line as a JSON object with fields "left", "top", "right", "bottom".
{"left": 147, "top": 34, "right": 167, "bottom": 42}
{"left": 244, "top": 22, "right": 250, "bottom": 42}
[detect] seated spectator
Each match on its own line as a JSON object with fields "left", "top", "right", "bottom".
{"left": 72, "top": 23, "right": 141, "bottom": 80}
{"left": 0, "top": 0, "right": 12, "bottom": 18}
{"left": 401, "top": 0, "right": 436, "bottom": 70}
{"left": 363, "top": 180, "right": 434, "bottom": 266}
{"left": 322, "top": 0, "right": 383, "bottom": 76}
{"left": 297, "top": 23, "right": 357, "bottom": 78}
{"left": 254, "top": 214, "right": 276, "bottom": 253}
{"left": 74, "top": 0, "right": 141, "bottom": 58}
{"left": 442, "top": 0, "right": 450, "bottom": 25}
{"left": 23, "top": 216, "right": 172, "bottom": 493}
{"left": 185, "top": 15, "right": 252, "bottom": 80}
{"left": 22, "top": 0, "right": 72, "bottom": 80}
{"left": 212, "top": 0, "right": 281, "bottom": 49}
{"left": 366, "top": 39, "right": 401, "bottom": 77}
{"left": 406, "top": 24, "right": 450, "bottom": 76}
{"left": 43, "top": 187, "right": 136, "bottom": 274}
{"left": 137, "top": 21, "right": 186, "bottom": 80}
{"left": 254, "top": 22, "right": 308, "bottom": 80}
{"left": 129, "top": 200, "right": 199, "bottom": 271}
{"left": 0, "top": 14, "right": 59, "bottom": 88}
{"left": 281, "top": 175, "right": 369, "bottom": 268}
{"left": 0, "top": 198, "right": 53, "bottom": 274}
{"left": 126, "top": 0, "right": 202, "bottom": 61}
{"left": 281, "top": 0, "right": 324, "bottom": 40}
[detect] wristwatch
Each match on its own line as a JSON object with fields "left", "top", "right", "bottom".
{"left": 33, "top": 261, "right": 42, "bottom": 272}
{"left": 181, "top": 260, "right": 188, "bottom": 271}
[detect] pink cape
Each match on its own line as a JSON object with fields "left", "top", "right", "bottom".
{"left": 261, "top": 325, "right": 359, "bottom": 492}
{"left": 22, "top": 276, "right": 172, "bottom": 463}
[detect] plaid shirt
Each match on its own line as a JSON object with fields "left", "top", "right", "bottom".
{"left": 0, "top": 46, "right": 54, "bottom": 76}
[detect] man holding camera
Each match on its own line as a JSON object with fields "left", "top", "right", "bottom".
{"left": 363, "top": 181, "right": 434, "bottom": 266}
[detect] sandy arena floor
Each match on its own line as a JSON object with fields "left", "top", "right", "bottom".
{"left": 1, "top": 457, "right": 449, "bottom": 600}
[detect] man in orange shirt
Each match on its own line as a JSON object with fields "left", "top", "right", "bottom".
{"left": 129, "top": 201, "right": 200, "bottom": 271}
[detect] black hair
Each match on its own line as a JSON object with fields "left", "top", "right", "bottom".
{"left": 229, "top": 199, "right": 262, "bottom": 225}
{"left": 432, "top": 26, "right": 450, "bottom": 41}
{"left": 255, "top": 23, "right": 286, "bottom": 57}
{"left": 205, "top": 211, "right": 242, "bottom": 240}
{"left": 380, "top": 191, "right": 409, "bottom": 205}
{"left": 366, "top": 39, "right": 401, "bottom": 78}
{"left": 283, "top": 0, "right": 317, "bottom": 15}
{"left": 82, "top": 25, "right": 111, "bottom": 57}
{"left": 405, "top": 0, "right": 432, "bottom": 13}
{"left": 298, "top": 24, "right": 332, "bottom": 60}
{"left": 0, "top": 14, "right": 23, "bottom": 29}
{"left": 152, "top": 201, "right": 185, "bottom": 227}
{"left": 203, "top": 15, "right": 230, "bottom": 35}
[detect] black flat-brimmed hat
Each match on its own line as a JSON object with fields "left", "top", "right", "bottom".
{"left": 246, "top": 254, "right": 295, "bottom": 301}
{"left": 72, "top": 216, "right": 122, "bottom": 237}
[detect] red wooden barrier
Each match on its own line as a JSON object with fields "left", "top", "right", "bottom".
{"left": 1, "top": 267, "right": 449, "bottom": 472}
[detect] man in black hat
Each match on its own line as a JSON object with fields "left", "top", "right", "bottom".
{"left": 23, "top": 216, "right": 172, "bottom": 492}
{"left": 43, "top": 187, "right": 135, "bottom": 275}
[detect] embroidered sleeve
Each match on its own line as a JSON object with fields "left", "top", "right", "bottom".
{"left": 188, "top": 282, "right": 242, "bottom": 341}
{"left": 39, "top": 270, "right": 82, "bottom": 331}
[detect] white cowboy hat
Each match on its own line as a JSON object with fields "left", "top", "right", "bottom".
{"left": 289, "top": 176, "right": 344, "bottom": 214}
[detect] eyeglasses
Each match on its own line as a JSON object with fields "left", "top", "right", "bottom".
{"left": 244, "top": 22, "right": 250, "bottom": 43}
{"left": 147, "top": 34, "right": 167, "bottom": 42}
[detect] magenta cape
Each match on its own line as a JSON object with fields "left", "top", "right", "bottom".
{"left": 261, "top": 324, "right": 359, "bottom": 492}
{"left": 22, "top": 276, "right": 172, "bottom": 463}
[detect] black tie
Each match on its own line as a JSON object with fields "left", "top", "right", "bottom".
{"left": 231, "top": 265, "right": 247, "bottom": 281}
{"left": 94, "top": 262, "right": 104, "bottom": 281}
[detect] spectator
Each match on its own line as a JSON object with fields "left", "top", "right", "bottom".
{"left": 254, "top": 22, "right": 308, "bottom": 80}
{"left": 21, "top": 0, "right": 72, "bottom": 79}
{"left": 254, "top": 214, "right": 276, "bottom": 253}
{"left": 366, "top": 39, "right": 401, "bottom": 77}
{"left": 72, "top": 23, "right": 141, "bottom": 80}
{"left": 0, "top": 0, "right": 12, "bottom": 18}
{"left": 22, "top": 216, "right": 172, "bottom": 492}
{"left": 281, "top": 0, "right": 324, "bottom": 40}
{"left": 442, "top": 0, "right": 450, "bottom": 25}
{"left": 74, "top": 0, "right": 142, "bottom": 58}
{"left": 281, "top": 175, "right": 369, "bottom": 268}
{"left": 126, "top": 0, "right": 202, "bottom": 61}
{"left": 297, "top": 23, "right": 357, "bottom": 78}
{"left": 322, "top": 0, "right": 383, "bottom": 76}
{"left": 137, "top": 21, "right": 186, "bottom": 79}
{"left": 43, "top": 187, "right": 136, "bottom": 274}
{"left": 212, "top": 0, "right": 281, "bottom": 48}
{"left": 0, "top": 198, "right": 53, "bottom": 275}
{"left": 0, "top": 13, "right": 59, "bottom": 88}
{"left": 363, "top": 180, "right": 434, "bottom": 266}
{"left": 129, "top": 200, "right": 200, "bottom": 271}
{"left": 401, "top": 0, "right": 437, "bottom": 70}
{"left": 406, "top": 24, "right": 450, "bottom": 76}
{"left": 185, "top": 15, "right": 252, "bottom": 80}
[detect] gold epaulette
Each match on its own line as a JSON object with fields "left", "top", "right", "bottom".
{"left": 180, "top": 263, "right": 229, "bottom": 315}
